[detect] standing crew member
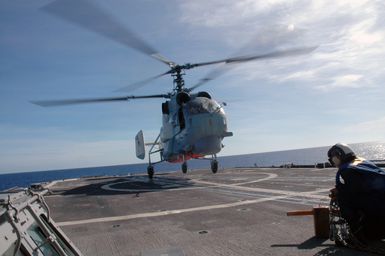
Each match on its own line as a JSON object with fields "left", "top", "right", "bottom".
{"left": 328, "top": 143, "right": 385, "bottom": 242}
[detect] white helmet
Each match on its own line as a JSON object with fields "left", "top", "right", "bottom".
{"left": 327, "top": 143, "right": 356, "bottom": 165}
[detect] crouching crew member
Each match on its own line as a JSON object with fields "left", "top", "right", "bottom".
{"left": 328, "top": 143, "right": 385, "bottom": 242}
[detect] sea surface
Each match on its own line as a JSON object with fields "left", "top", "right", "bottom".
{"left": 1, "top": 142, "right": 384, "bottom": 191}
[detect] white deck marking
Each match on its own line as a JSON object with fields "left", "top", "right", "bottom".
{"left": 192, "top": 179, "right": 329, "bottom": 200}
{"left": 100, "top": 178, "right": 200, "bottom": 192}
{"left": 232, "top": 173, "right": 277, "bottom": 185}
{"left": 101, "top": 172, "right": 278, "bottom": 192}
{"left": 57, "top": 172, "right": 330, "bottom": 226}
{"left": 57, "top": 194, "right": 299, "bottom": 226}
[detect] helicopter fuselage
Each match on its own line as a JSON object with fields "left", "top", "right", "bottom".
{"left": 159, "top": 92, "right": 232, "bottom": 163}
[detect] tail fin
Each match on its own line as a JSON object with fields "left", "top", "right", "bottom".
{"left": 135, "top": 130, "right": 145, "bottom": 159}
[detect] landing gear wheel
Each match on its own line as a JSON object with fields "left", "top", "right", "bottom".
{"left": 147, "top": 165, "right": 154, "bottom": 179}
{"left": 182, "top": 162, "right": 188, "bottom": 174}
{"left": 211, "top": 160, "right": 218, "bottom": 174}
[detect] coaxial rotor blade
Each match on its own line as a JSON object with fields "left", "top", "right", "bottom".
{"left": 32, "top": 94, "right": 170, "bottom": 107}
{"left": 188, "top": 46, "right": 317, "bottom": 91}
{"left": 188, "top": 46, "right": 317, "bottom": 69}
{"left": 42, "top": 0, "right": 175, "bottom": 67}
{"left": 187, "top": 66, "right": 229, "bottom": 92}
{"left": 114, "top": 69, "right": 173, "bottom": 92}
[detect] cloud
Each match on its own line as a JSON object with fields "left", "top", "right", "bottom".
{"left": 177, "top": 0, "right": 385, "bottom": 92}
{"left": 315, "top": 74, "right": 365, "bottom": 91}
{"left": 332, "top": 74, "right": 362, "bottom": 85}
{"left": 178, "top": 0, "right": 294, "bottom": 28}
{"left": 343, "top": 117, "right": 385, "bottom": 138}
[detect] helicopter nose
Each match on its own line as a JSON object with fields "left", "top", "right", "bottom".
{"left": 193, "top": 136, "right": 222, "bottom": 155}
{"left": 189, "top": 112, "right": 228, "bottom": 139}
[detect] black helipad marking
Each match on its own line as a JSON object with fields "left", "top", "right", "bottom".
{"left": 101, "top": 176, "right": 195, "bottom": 193}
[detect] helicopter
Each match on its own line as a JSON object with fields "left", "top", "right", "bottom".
{"left": 32, "top": 0, "right": 316, "bottom": 179}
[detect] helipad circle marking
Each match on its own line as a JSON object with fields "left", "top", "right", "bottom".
{"left": 101, "top": 176, "right": 190, "bottom": 192}
{"left": 101, "top": 172, "right": 277, "bottom": 192}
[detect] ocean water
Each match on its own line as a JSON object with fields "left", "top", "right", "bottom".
{"left": 1, "top": 141, "right": 384, "bottom": 191}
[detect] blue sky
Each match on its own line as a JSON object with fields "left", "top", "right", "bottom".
{"left": 1, "top": 0, "right": 385, "bottom": 173}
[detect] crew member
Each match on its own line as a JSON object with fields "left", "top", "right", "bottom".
{"left": 328, "top": 143, "right": 385, "bottom": 242}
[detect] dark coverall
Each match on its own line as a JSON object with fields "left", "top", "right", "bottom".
{"left": 336, "top": 158, "right": 385, "bottom": 240}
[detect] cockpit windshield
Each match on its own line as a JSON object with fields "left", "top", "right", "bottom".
{"left": 187, "top": 97, "right": 221, "bottom": 115}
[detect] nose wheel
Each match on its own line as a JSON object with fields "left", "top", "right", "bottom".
{"left": 211, "top": 159, "right": 218, "bottom": 174}
{"left": 182, "top": 162, "right": 188, "bottom": 174}
{"left": 147, "top": 165, "right": 154, "bottom": 179}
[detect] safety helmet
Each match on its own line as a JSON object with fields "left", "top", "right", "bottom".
{"left": 327, "top": 143, "right": 356, "bottom": 166}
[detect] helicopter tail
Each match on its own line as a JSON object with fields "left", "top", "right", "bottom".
{"left": 135, "top": 130, "right": 145, "bottom": 159}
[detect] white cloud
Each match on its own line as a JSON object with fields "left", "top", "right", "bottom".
{"left": 343, "top": 117, "right": 385, "bottom": 137}
{"left": 315, "top": 74, "right": 364, "bottom": 91}
{"left": 350, "top": 26, "right": 383, "bottom": 46}
{"left": 333, "top": 74, "right": 362, "bottom": 85}
{"left": 177, "top": 0, "right": 385, "bottom": 92}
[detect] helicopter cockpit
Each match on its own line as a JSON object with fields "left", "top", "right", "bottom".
{"left": 186, "top": 97, "right": 223, "bottom": 115}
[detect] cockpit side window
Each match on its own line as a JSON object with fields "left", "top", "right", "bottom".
{"left": 187, "top": 98, "right": 221, "bottom": 115}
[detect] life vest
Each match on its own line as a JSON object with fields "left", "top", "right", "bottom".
{"left": 336, "top": 158, "right": 385, "bottom": 218}
{"left": 336, "top": 158, "right": 385, "bottom": 188}
{"left": 335, "top": 158, "right": 385, "bottom": 240}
